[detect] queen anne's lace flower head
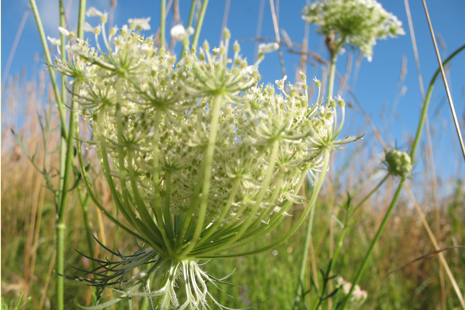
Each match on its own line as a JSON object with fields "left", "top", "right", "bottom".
{"left": 54, "top": 14, "right": 358, "bottom": 309}
{"left": 302, "top": 0, "right": 404, "bottom": 61}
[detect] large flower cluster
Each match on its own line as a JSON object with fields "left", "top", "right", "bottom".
{"left": 302, "top": 0, "right": 404, "bottom": 60}
{"left": 53, "top": 8, "right": 357, "bottom": 309}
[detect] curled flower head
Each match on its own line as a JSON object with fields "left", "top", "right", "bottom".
{"left": 302, "top": 0, "right": 404, "bottom": 60}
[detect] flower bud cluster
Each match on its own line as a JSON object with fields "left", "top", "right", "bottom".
{"left": 384, "top": 149, "right": 412, "bottom": 178}
{"left": 302, "top": 0, "right": 404, "bottom": 61}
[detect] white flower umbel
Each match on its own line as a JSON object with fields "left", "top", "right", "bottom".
{"left": 55, "top": 19, "right": 358, "bottom": 309}
{"left": 302, "top": 0, "right": 404, "bottom": 61}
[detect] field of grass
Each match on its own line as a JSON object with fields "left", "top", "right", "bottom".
{"left": 2, "top": 1, "right": 465, "bottom": 309}
{"left": 1, "top": 74, "right": 464, "bottom": 309}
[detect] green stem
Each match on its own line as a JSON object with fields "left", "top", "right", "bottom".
{"left": 76, "top": 0, "right": 86, "bottom": 39}
{"left": 293, "top": 49, "right": 338, "bottom": 310}
{"left": 181, "top": 0, "right": 198, "bottom": 56}
{"left": 177, "top": 94, "right": 223, "bottom": 258}
{"left": 77, "top": 186, "right": 95, "bottom": 269}
{"left": 28, "top": 0, "right": 68, "bottom": 140}
{"left": 151, "top": 109, "right": 176, "bottom": 256}
{"left": 326, "top": 52, "right": 337, "bottom": 104}
{"left": 203, "top": 140, "right": 280, "bottom": 255}
{"left": 191, "top": 0, "right": 209, "bottom": 51}
{"left": 338, "top": 43, "right": 465, "bottom": 310}
{"left": 196, "top": 178, "right": 241, "bottom": 246}
{"left": 160, "top": 0, "right": 166, "bottom": 50}
{"left": 163, "top": 170, "right": 175, "bottom": 241}
{"left": 56, "top": 223, "right": 65, "bottom": 310}
{"left": 55, "top": 2, "right": 71, "bottom": 308}
{"left": 313, "top": 174, "right": 388, "bottom": 309}
{"left": 196, "top": 149, "right": 330, "bottom": 259}
{"left": 292, "top": 183, "right": 316, "bottom": 310}
{"left": 351, "top": 174, "right": 389, "bottom": 215}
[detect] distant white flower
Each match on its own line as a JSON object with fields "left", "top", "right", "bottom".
{"left": 128, "top": 17, "right": 151, "bottom": 30}
{"left": 302, "top": 0, "right": 404, "bottom": 60}
{"left": 258, "top": 42, "right": 279, "bottom": 54}
{"left": 170, "top": 24, "right": 194, "bottom": 41}
{"left": 342, "top": 281, "right": 352, "bottom": 295}
{"left": 352, "top": 285, "right": 368, "bottom": 302}
{"left": 86, "top": 7, "right": 103, "bottom": 17}
{"left": 47, "top": 36, "right": 61, "bottom": 46}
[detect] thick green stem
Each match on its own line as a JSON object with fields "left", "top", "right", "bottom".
{"left": 55, "top": 223, "right": 65, "bottom": 309}
{"left": 339, "top": 43, "right": 465, "bottom": 310}
{"left": 55, "top": 2, "right": 72, "bottom": 308}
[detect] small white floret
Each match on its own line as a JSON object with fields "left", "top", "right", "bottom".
{"left": 86, "top": 7, "right": 103, "bottom": 17}
{"left": 58, "top": 27, "right": 70, "bottom": 37}
{"left": 258, "top": 42, "right": 279, "bottom": 54}
{"left": 128, "top": 17, "right": 151, "bottom": 30}
{"left": 47, "top": 36, "right": 61, "bottom": 46}
{"left": 83, "top": 22, "right": 95, "bottom": 33}
{"left": 170, "top": 24, "right": 194, "bottom": 41}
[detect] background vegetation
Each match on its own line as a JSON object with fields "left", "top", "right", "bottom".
{"left": 2, "top": 1, "right": 464, "bottom": 309}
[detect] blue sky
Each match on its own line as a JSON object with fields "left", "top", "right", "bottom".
{"left": 2, "top": 0, "right": 465, "bottom": 179}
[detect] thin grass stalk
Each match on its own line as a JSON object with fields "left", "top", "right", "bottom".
{"left": 404, "top": 1, "right": 446, "bottom": 304}
{"left": 2, "top": 9, "right": 29, "bottom": 89}
{"left": 405, "top": 184, "right": 465, "bottom": 309}
{"left": 38, "top": 250, "right": 56, "bottom": 310}
{"left": 191, "top": 0, "right": 209, "bottom": 51}
{"left": 339, "top": 43, "right": 465, "bottom": 310}
{"left": 421, "top": 0, "right": 465, "bottom": 161}
{"left": 254, "top": 0, "right": 266, "bottom": 63}
{"left": 269, "top": 0, "right": 286, "bottom": 77}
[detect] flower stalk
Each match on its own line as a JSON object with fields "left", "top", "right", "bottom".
{"left": 339, "top": 42, "right": 465, "bottom": 310}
